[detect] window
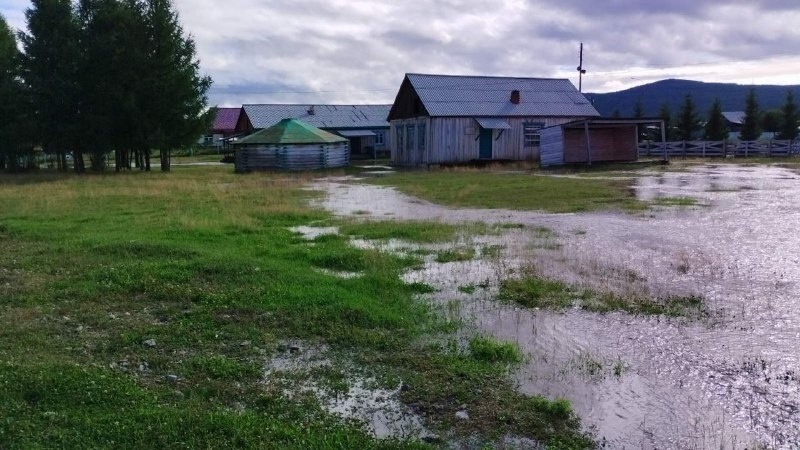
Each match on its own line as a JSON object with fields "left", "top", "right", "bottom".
{"left": 406, "top": 124, "right": 416, "bottom": 151}
{"left": 418, "top": 123, "right": 426, "bottom": 151}
{"left": 374, "top": 131, "right": 384, "bottom": 146}
{"left": 524, "top": 122, "right": 545, "bottom": 147}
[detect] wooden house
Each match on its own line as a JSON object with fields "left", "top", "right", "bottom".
{"left": 203, "top": 107, "right": 252, "bottom": 148}
{"left": 386, "top": 74, "right": 601, "bottom": 166}
{"left": 540, "top": 118, "right": 664, "bottom": 167}
{"left": 242, "top": 104, "right": 391, "bottom": 157}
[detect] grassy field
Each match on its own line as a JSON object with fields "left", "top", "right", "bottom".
{"left": 0, "top": 167, "right": 592, "bottom": 448}
{"left": 370, "top": 169, "right": 648, "bottom": 213}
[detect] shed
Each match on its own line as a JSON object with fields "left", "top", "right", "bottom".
{"left": 233, "top": 119, "right": 349, "bottom": 172}
{"left": 386, "top": 73, "right": 601, "bottom": 166}
{"left": 242, "top": 104, "right": 391, "bottom": 157}
{"left": 540, "top": 118, "right": 665, "bottom": 167}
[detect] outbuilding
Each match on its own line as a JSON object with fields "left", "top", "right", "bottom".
{"left": 233, "top": 119, "right": 349, "bottom": 172}
{"left": 539, "top": 118, "right": 665, "bottom": 167}
{"left": 386, "top": 73, "right": 601, "bottom": 166}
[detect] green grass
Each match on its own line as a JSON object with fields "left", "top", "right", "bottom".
{"left": 371, "top": 170, "right": 647, "bottom": 213}
{"left": 0, "top": 167, "right": 592, "bottom": 448}
{"left": 651, "top": 196, "right": 700, "bottom": 207}
{"left": 468, "top": 337, "right": 523, "bottom": 364}
{"left": 498, "top": 272, "right": 707, "bottom": 318}
{"left": 435, "top": 247, "right": 476, "bottom": 263}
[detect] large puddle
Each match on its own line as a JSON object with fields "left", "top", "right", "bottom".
{"left": 310, "top": 165, "right": 800, "bottom": 449}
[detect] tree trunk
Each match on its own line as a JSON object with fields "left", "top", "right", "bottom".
{"left": 144, "top": 149, "right": 151, "bottom": 171}
{"left": 74, "top": 150, "right": 85, "bottom": 173}
{"left": 160, "top": 149, "right": 170, "bottom": 172}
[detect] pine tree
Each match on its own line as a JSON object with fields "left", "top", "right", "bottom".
{"left": 677, "top": 94, "right": 699, "bottom": 141}
{"left": 0, "top": 15, "right": 33, "bottom": 172}
{"left": 633, "top": 99, "right": 644, "bottom": 119}
{"left": 778, "top": 90, "right": 799, "bottom": 141}
{"left": 139, "top": 0, "right": 212, "bottom": 171}
{"left": 740, "top": 89, "right": 762, "bottom": 141}
{"left": 704, "top": 98, "right": 728, "bottom": 141}
{"left": 19, "top": 0, "right": 82, "bottom": 171}
{"left": 659, "top": 103, "right": 673, "bottom": 140}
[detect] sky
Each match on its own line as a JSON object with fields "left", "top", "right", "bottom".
{"left": 2, "top": 0, "right": 800, "bottom": 106}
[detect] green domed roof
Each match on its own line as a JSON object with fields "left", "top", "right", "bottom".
{"left": 236, "top": 118, "right": 348, "bottom": 145}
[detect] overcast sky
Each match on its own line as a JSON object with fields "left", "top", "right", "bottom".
{"left": 2, "top": 0, "right": 800, "bottom": 106}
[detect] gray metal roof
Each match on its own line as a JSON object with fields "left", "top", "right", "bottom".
{"left": 722, "top": 111, "right": 745, "bottom": 125}
{"left": 243, "top": 104, "right": 391, "bottom": 130}
{"left": 406, "top": 73, "right": 600, "bottom": 118}
{"left": 475, "top": 118, "right": 511, "bottom": 129}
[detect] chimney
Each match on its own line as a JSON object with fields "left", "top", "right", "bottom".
{"left": 307, "top": 105, "right": 315, "bottom": 115}
{"left": 510, "top": 90, "right": 520, "bottom": 104}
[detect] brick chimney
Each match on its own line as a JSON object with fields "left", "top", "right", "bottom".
{"left": 307, "top": 105, "right": 315, "bottom": 115}
{"left": 510, "top": 90, "right": 520, "bottom": 104}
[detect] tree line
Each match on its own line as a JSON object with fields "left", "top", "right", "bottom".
{"left": 0, "top": 0, "right": 212, "bottom": 173}
{"left": 622, "top": 89, "right": 800, "bottom": 143}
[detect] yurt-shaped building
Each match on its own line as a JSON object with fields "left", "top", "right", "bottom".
{"left": 234, "top": 118, "right": 350, "bottom": 172}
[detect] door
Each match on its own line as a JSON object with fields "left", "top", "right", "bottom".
{"left": 479, "top": 129, "right": 492, "bottom": 159}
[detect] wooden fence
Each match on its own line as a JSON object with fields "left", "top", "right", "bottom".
{"left": 638, "top": 140, "right": 800, "bottom": 158}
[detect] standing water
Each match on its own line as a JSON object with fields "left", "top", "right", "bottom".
{"left": 311, "top": 165, "right": 800, "bottom": 449}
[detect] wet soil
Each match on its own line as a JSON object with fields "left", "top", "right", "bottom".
{"left": 309, "top": 165, "right": 800, "bottom": 449}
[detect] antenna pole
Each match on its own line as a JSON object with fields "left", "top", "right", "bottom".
{"left": 577, "top": 42, "right": 587, "bottom": 92}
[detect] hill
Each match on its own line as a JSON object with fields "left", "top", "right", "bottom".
{"left": 586, "top": 79, "right": 800, "bottom": 118}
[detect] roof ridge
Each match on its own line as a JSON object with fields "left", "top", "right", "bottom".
{"left": 406, "top": 73, "right": 570, "bottom": 82}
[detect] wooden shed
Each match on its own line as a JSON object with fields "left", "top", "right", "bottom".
{"left": 233, "top": 119, "right": 349, "bottom": 172}
{"left": 386, "top": 74, "right": 601, "bottom": 166}
{"left": 540, "top": 118, "right": 665, "bottom": 167}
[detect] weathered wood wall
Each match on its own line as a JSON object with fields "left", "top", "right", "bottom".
{"left": 235, "top": 143, "right": 350, "bottom": 172}
{"left": 564, "top": 126, "right": 637, "bottom": 163}
{"left": 391, "top": 116, "right": 579, "bottom": 166}
{"left": 539, "top": 126, "right": 566, "bottom": 167}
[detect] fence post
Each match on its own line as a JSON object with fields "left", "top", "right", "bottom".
{"left": 682, "top": 141, "right": 686, "bottom": 158}
{"left": 768, "top": 140, "right": 772, "bottom": 157}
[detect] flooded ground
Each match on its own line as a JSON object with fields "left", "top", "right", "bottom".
{"left": 309, "top": 164, "right": 800, "bottom": 449}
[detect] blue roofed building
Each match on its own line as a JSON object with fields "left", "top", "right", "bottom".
{"left": 387, "top": 73, "right": 600, "bottom": 165}
{"left": 242, "top": 104, "right": 391, "bottom": 157}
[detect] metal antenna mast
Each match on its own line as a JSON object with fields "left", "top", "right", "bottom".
{"left": 577, "top": 42, "right": 587, "bottom": 92}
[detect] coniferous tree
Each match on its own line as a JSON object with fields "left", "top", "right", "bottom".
{"left": 704, "top": 98, "right": 728, "bottom": 141}
{"left": 19, "top": 0, "right": 82, "bottom": 171}
{"left": 677, "top": 94, "right": 700, "bottom": 141}
{"left": 778, "top": 91, "right": 799, "bottom": 141}
{"left": 633, "top": 99, "right": 644, "bottom": 119}
{"left": 740, "top": 89, "right": 762, "bottom": 141}
{"left": 659, "top": 103, "right": 674, "bottom": 140}
{"left": 140, "top": 0, "right": 212, "bottom": 171}
{"left": 0, "top": 15, "right": 33, "bottom": 172}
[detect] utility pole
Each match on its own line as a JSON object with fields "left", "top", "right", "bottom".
{"left": 577, "top": 42, "right": 587, "bottom": 92}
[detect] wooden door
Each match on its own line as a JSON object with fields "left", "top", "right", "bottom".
{"left": 479, "top": 129, "right": 492, "bottom": 159}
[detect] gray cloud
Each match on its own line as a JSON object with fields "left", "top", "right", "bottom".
{"left": 3, "top": 0, "right": 800, "bottom": 104}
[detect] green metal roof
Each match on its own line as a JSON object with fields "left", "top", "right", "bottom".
{"left": 235, "top": 118, "right": 348, "bottom": 145}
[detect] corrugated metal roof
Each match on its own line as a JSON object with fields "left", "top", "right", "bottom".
{"left": 243, "top": 104, "right": 391, "bottom": 130}
{"left": 235, "top": 119, "right": 348, "bottom": 145}
{"left": 722, "top": 111, "right": 745, "bottom": 125}
{"left": 406, "top": 73, "right": 600, "bottom": 118}
{"left": 212, "top": 107, "right": 242, "bottom": 133}
{"left": 337, "top": 130, "right": 376, "bottom": 137}
{"left": 475, "top": 118, "right": 512, "bottom": 129}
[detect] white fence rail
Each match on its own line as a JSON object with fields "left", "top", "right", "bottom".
{"left": 638, "top": 140, "right": 800, "bottom": 158}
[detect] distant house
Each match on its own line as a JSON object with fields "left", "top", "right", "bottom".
{"left": 722, "top": 111, "right": 745, "bottom": 135}
{"left": 242, "top": 104, "right": 391, "bottom": 157}
{"left": 203, "top": 107, "right": 253, "bottom": 148}
{"left": 386, "top": 73, "right": 600, "bottom": 166}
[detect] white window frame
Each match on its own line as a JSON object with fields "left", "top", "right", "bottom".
{"left": 524, "top": 122, "right": 545, "bottom": 147}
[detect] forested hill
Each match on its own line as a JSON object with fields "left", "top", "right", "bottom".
{"left": 586, "top": 79, "right": 800, "bottom": 117}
